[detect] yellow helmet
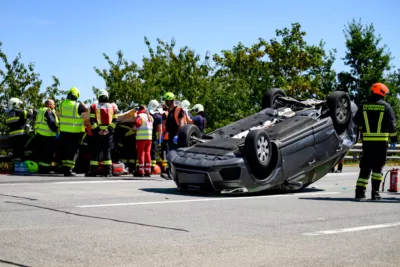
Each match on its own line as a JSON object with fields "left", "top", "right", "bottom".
{"left": 163, "top": 92, "right": 175, "bottom": 101}
{"left": 68, "top": 87, "right": 80, "bottom": 98}
{"left": 25, "top": 160, "right": 38, "bottom": 173}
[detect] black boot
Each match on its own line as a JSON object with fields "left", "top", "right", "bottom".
{"left": 85, "top": 165, "right": 98, "bottom": 177}
{"left": 38, "top": 166, "right": 54, "bottom": 175}
{"left": 371, "top": 190, "right": 382, "bottom": 200}
{"left": 128, "top": 163, "right": 136, "bottom": 174}
{"left": 355, "top": 188, "right": 366, "bottom": 201}
{"left": 104, "top": 165, "right": 112, "bottom": 177}
{"left": 63, "top": 166, "right": 76, "bottom": 177}
{"left": 371, "top": 180, "right": 382, "bottom": 200}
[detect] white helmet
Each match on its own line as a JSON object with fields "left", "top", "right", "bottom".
{"left": 181, "top": 100, "right": 191, "bottom": 110}
{"left": 148, "top": 99, "right": 160, "bottom": 114}
{"left": 8, "top": 97, "right": 23, "bottom": 110}
{"left": 191, "top": 104, "right": 204, "bottom": 113}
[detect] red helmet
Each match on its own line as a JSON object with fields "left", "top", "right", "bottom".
{"left": 371, "top": 83, "right": 389, "bottom": 97}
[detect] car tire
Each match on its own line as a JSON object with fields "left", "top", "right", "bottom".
{"left": 178, "top": 124, "right": 202, "bottom": 147}
{"left": 327, "top": 91, "right": 352, "bottom": 134}
{"left": 261, "top": 88, "right": 287, "bottom": 110}
{"left": 243, "top": 129, "right": 272, "bottom": 178}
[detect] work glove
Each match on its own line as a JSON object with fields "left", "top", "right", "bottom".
{"left": 173, "top": 135, "right": 178, "bottom": 145}
{"left": 56, "top": 132, "right": 60, "bottom": 140}
{"left": 390, "top": 142, "right": 396, "bottom": 149}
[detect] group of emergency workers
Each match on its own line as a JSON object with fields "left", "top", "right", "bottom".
{"left": 4, "top": 88, "right": 207, "bottom": 180}
{"left": 4, "top": 82, "right": 397, "bottom": 201}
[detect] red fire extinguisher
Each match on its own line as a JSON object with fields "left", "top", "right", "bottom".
{"left": 382, "top": 168, "right": 398, "bottom": 192}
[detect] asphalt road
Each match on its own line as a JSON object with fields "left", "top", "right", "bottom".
{"left": 1, "top": 167, "right": 400, "bottom": 267}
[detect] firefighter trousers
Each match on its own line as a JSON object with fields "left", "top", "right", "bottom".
{"left": 60, "top": 132, "right": 84, "bottom": 173}
{"left": 150, "top": 140, "right": 158, "bottom": 171}
{"left": 36, "top": 134, "right": 56, "bottom": 173}
{"left": 89, "top": 133, "right": 113, "bottom": 174}
{"left": 136, "top": 140, "right": 152, "bottom": 175}
{"left": 356, "top": 141, "right": 388, "bottom": 192}
{"left": 10, "top": 134, "right": 29, "bottom": 161}
{"left": 121, "top": 135, "right": 137, "bottom": 172}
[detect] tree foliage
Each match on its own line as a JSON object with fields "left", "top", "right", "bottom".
{"left": 1, "top": 19, "right": 399, "bottom": 134}
{"left": 0, "top": 42, "right": 62, "bottom": 132}
{"left": 338, "top": 19, "right": 393, "bottom": 104}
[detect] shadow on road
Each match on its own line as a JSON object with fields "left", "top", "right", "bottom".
{"left": 139, "top": 187, "right": 326, "bottom": 198}
{"left": 0, "top": 194, "right": 37, "bottom": 201}
{"left": 4, "top": 201, "right": 189, "bottom": 233}
{"left": 298, "top": 196, "right": 400, "bottom": 203}
{"left": 0, "top": 259, "right": 31, "bottom": 267}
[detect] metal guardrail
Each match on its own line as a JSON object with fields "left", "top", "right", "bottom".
{"left": 346, "top": 143, "right": 400, "bottom": 161}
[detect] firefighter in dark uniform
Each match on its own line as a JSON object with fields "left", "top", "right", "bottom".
{"left": 114, "top": 120, "right": 137, "bottom": 173}
{"left": 160, "top": 101, "right": 169, "bottom": 173}
{"left": 35, "top": 99, "right": 59, "bottom": 174}
{"left": 5, "top": 97, "right": 34, "bottom": 162}
{"left": 148, "top": 99, "right": 163, "bottom": 173}
{"left": 353, "top": 83, "right": 398, "bottom": 200}
{"left": 58, "top": 87, "right": 88, "bottom": 177}
{"left": 160, "top": 92, "right": 186, "bottom": 179}
{"left": 85, "top": 89, "right": 119, "bottom": 177}
{"left": 190, "top": 104, "right": 206, "bottom": 133}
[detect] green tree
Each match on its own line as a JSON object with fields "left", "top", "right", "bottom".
{"left": 0, "top": 41, "right": 62, "bottom": 132}
{"left": 338, "top": 18, "right": 392, "bottom": 104}
{"left": 262, "top": 22, "right": 337, "bottom": 99}
{"left": 93, "top": 50, "right": 141, "bottom": 111}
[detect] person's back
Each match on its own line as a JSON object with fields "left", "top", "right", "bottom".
{"left": 353, "top": 83, "right": 397, "bottom": 200}
{"left": 6, "top": 98, "right": 33, "bottom": 161}
{"left": 354, "top": 94, "right": 397, "bottom": 143}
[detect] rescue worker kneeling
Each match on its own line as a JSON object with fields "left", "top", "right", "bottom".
{"left": 35, "top": 99, "right": 59, "bottom": 174}
{"left": 134, "top": 105, "right": 154, "bottom": 177}
{"left": 86, "top": 90, "right": 119, "bottom": 177}
{"left": 353, "top": 83, "right": 398, "bottom": 200}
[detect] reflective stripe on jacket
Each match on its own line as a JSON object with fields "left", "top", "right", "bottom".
{"left": 136, "top": 113, "right": 153, "bottom": 141}
{"left": 59, "top": 100, "right": 84, "bottom": 133}
{"left": 6, "top": 109, "right": 28, "bottom": 137}
{"left": 358, "top": 102, "right": 396, "bottom": 142}
{"left": 35, "top": 107, "right": 59, "bottom": 136}
{"left": 90, "top": 103, "right": 118, "bottom": 130}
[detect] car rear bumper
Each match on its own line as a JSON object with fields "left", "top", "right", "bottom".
{"left": 167, "top": 149, "right": 251, "bottom": 194}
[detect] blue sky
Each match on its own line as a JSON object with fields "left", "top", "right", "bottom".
{"left": 1, "top": 0, "right": 399, "bottom": 101}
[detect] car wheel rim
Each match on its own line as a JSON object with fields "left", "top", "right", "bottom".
{"left": 336, "top": 98, "right": 348, "bottom": 122}
{"left": 257, "top": 136, "right": 269, "bottom": 162}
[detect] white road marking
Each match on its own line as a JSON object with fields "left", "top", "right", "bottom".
{"left": 52, "top": 180, "right": 160, "bottom": 184}
{"left": 76, "top": 191, "right": 340, "bottom": 208}
{"left": 0, "top": 179, "right": 165, "bottom": 186}
{"left": 303, "top": 222, "right": 400, "bottom": 236}
{"left": 325, "top": 172, "right": 359, "bottom": 176}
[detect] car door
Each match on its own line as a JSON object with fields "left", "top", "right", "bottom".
{"left": 311, "top": 117, "right": 342, "bottom": 182}
{"left": 276, "top": 117, "right": 317, "bottom": 181}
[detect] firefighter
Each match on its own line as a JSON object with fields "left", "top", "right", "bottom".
{"left": 160, "top": 92, "right": 186, "bottom": 179}
{"left": 163, "top": 92, "right": 186, "bottom": 151}
{"left": 181, "top": 99, "right": 194, "bottom": 124}
{"left": 160, "top": 101, "right": 169, "bottom": 173}
{"left": 34, "top": 99, "right": 59, "bottom": 174}
{"left": 190, "top": 104, "right": 206, "bottom": 133}
{"left": 114, "top": 121, "right": 137, "bottom": 174}
{"left": 58, "top": 87, "right": 88, "bottom": 177}
{"left": 353, "top": 83, "right": 398, "bottom": 200}
{"left": 5, "top": 97, "right": 35, "bottom": 162}
{"left": 148, "top": 99, "right": 163, "bottom": 173}
{"left": 85, "top": 89, "right": 118, "bottom": 177}
{"left": 134, "top": 105, "right": 154, "bottom": 177}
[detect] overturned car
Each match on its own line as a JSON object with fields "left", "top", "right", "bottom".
{"left": 167, "top": 88, "right": 359, "bottom": 194}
